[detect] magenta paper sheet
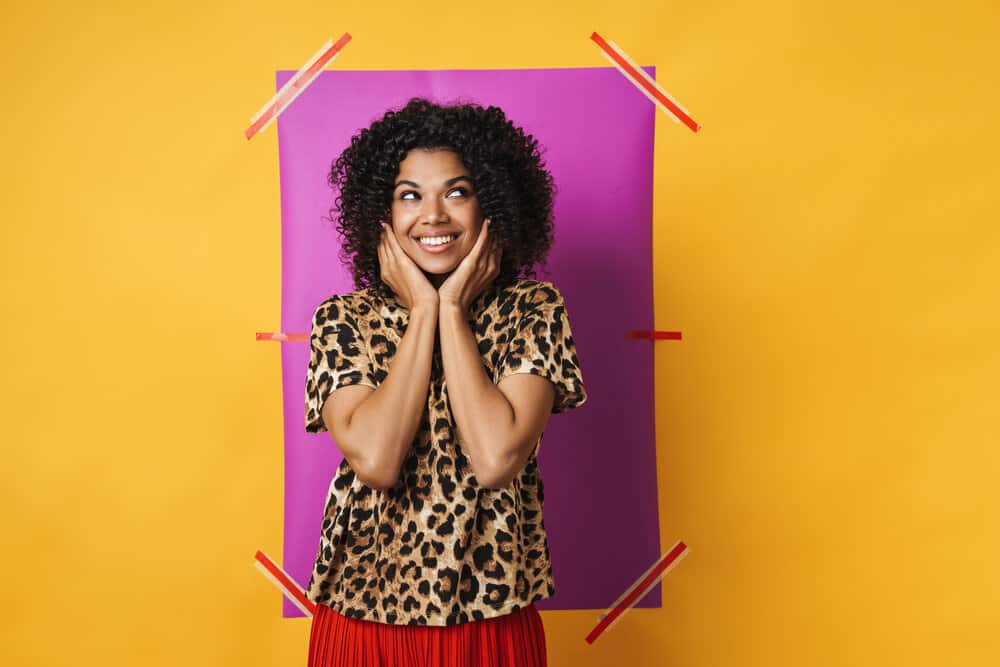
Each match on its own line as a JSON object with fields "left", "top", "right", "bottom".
{"left": 278, "top": 67, "right": 658, "bottom": 617}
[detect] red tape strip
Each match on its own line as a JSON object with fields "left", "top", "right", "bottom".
{"left": 585, "top": 540, "right": 688, "bottom": 644}
{"left": 626, "top": 330, "right": 683, "bottom": 340}
{"left": 245, "top": 33, "right": 352, "bottom": 140}
{"left": 253, "top": 549, "right": 316, "bottom": 616}
{"left": 263, "top": 331, "right": 679, "bottom": 343}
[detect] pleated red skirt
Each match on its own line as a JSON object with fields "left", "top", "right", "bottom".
{"left": 307, "top": 603, "right": 547, "bottom": 667}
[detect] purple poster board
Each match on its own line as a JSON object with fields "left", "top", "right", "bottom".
{"left": 278, "top": 67, "right": 659, "bottom": 618}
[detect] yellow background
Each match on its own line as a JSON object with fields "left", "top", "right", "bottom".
{"left": 4, "top": 0, "right": 998, "bottom": 664}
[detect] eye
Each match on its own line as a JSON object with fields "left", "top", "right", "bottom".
{"left": 400, "top": 190, "right": 419, "bottom": 201}
{"left": 447, "top": 187, "right": 470, "bottom": 198}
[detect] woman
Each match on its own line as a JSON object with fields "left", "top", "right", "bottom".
{"left": 304, "top": 97, "right": 588, "bottom": 666}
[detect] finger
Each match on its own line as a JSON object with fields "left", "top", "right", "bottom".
{"left": 383, "top": 224, "right": 399, "bottom": 250}
{"left": 380, "top": 227, "right": 400, "bottom": 289}
{"left": 384, "top": 225, "right": 402, "bottom": 264}
{"left": 483, "top": 227, "right": 500, "bottom": 268}
{"left": 485, "top": 235, "right": 496, "bottom": 264}
{"left": 378, "top": 229, "right": 390, "bottom": 267}
{"left": 378, "top": 247, "right": 393, "bottom": 293}
{"left": 488, "top": 244, "right": 500, "bottom": 278}
{"left": 377, "top": 235, "right": 387, "bottom": 267}
{"left": 384, "top": 225, "right": 413, "bottom": 265}
{"left": 469, "top": 220, "right": 492, "bottom": 267}
{"left": 472, "top": 219, "right": 490, "bottom": 255}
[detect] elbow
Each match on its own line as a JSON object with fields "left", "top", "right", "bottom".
{"left": 477, "top": 472, "right": 515, "bottom": 490}
{"left": 472, "top": 448, "right": 520, "bottom": 490}
{"left": 356, "top": 470, "right": 398, "bottom": 491}
{"left": 354, "top": 458, "right": 402, "bottom": 490}
{"left": 352, "top": 451, "right": 404, "bottom": 491}
{"left": 331, "top": 428, "right": 404, "bottom": 490}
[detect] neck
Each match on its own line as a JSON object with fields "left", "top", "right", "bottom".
{"left": 426, "top": 270, "right": 449, "bottom": 289}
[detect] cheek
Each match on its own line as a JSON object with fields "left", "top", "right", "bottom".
{"left": 390, "top": 203, "right": 416, "bottom": 226}
{"left": 388, "top": 212, "right": 409, "bottom": 238}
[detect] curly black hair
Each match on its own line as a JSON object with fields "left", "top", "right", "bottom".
{"left": 326, "top": 96, "right": 558, "bottom": 299}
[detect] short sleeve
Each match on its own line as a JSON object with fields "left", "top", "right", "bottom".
{"left": 497, "top": 286, "right": 588, "bottom": 414}
{"left": 304, "top": 295, "right": 378, "bottom": 434}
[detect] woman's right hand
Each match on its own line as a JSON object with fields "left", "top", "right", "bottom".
{"left": 378, "top": 223, "right": 439, "bottom": 311}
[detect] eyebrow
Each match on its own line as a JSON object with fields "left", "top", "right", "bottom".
{"left": 393, "top": 175, "right": 474, "bottom": 190}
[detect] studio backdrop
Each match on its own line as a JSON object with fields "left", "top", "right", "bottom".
{"left": 277, "top": 66, "right": 659, "bottom": 618}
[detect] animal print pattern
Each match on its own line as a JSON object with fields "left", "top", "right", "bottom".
{"left": 303, "top": 279, "right": 588, "bottom": 626}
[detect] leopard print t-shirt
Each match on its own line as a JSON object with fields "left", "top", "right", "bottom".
{"left": 303, "top": 278, "right": 588, "bottom": 626}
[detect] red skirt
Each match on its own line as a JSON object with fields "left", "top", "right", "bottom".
{"left": 307, "top": 603, "right": 547, "bottom": 667}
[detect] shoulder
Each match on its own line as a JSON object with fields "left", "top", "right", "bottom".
{"left": 311, "top": 288, "right": 375, "bottom": 325}
{"left": 509, "top": 279, "right": 566, "bottom": 312}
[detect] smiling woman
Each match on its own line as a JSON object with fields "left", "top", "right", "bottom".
{"left": 304, "top": 97, "right": 588, "bottom": 667}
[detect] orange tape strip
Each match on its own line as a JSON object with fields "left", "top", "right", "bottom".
{"left": 590, "top": 31, "right": 700, "bottom": 133}
{"left": 245, "top": 32, "right": 352, "bottom": 140}
{"left": 256, "top": 332, "right": 309, "bottom": 342}
{"left": 253, "top": 549, "right": 316, "bottom": 616}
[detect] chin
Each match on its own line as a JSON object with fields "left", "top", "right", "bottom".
{"left": 420, "top": 262, "right": 458, "bottom": 275}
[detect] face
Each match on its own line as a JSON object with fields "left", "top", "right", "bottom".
{"left": 389, "top": 148, "right": 485, "bottom": 288}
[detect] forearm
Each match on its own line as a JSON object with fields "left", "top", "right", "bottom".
{"left": 438, "top": 303, "right": 518, "bottom": 488}
{"left": 346, "top": 304, "right": 437, "bottom": 487}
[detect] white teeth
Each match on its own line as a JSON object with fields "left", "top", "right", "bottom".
{"left": 418, "top": 234, "right": 457, "bottom": 246}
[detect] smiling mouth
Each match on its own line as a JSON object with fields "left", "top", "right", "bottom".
{"left": 415, "top": 233, "right": 459, "bottom": 250}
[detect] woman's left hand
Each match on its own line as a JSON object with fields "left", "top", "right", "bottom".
{"left": 438, "top": 219, "right": 502, "bottom": 314}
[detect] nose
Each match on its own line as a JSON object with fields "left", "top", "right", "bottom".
{"left": 420, "top": 195, "right": 449, "bottom": 223}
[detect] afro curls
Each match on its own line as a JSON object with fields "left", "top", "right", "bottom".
{"left": 326, "top": 96, "right": 558, "bottom": 299}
